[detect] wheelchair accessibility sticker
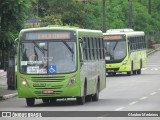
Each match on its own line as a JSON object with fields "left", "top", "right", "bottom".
{"left": 48, "top": 65, "right": 56, "bottom": 73}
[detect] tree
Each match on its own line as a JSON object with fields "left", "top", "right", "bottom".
{"left": 0, "top": 0, "right": 31, "bottom": 49}
{"left": 0, "top": 0, "right": 31, "bottom": 70}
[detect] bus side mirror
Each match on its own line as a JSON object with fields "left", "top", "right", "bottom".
{"left": 13, "top": 45, "right": 17, "bottom": 54}
{"left": 14, "top": 38, "right": 18, "bottom": 54}
{"left": 79, "top": 38, "right": 86, "bottom": 49}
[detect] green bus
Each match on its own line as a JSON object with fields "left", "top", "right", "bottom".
{"left": 103, "top": 29, "right": 147, "bottom": 76}
{"left": 17, "top": 26, "right": 106, "bottom": 106}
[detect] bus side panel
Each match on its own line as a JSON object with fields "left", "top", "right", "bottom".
{"left": 128, "top": 50, "right": 147, "bottom": 71}
{"left": 80, "top": 60, "right": 106, "bottom": 96}
{"left": 98, "top": 61, "right": 106, "bottom": 92}
{"left": 80, "top": 61, "right": 97, "bottom": 96}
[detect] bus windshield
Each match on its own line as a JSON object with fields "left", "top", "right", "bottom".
{"left": 20, "top": 41, "right": 77, "bottom": 74}
{"left": 104, "top": 41, "right": 126, "bottom": 61}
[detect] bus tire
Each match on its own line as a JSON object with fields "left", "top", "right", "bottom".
{"left": 137, "top": 69, "right": 141, "bottom": 74}
{"left": 76, "top": 82, "right": 86, "bottom": 105}
{"left": 85, "top": 95, "right": 92, "bottom": 102}
{"left": 137, "top": 60, "right": 142, "bottom": 75}
{"left": 50, "top": 98, "right": 57, "bottom": 103}
{"left": 133, "top": 70, "right": 136, "bottom": 75}
{"left": 92, "top": 81, "right": 99, "bottom": 101}
{"left": 26, "top": 98, "right": 35, "bottom": 106}
{"left": 127, "top": 62, "right": 133, "bottom": 76}
{"left": 127, "top": 71, "right": 131, "bottom": 76}
{"left": 107, "top": 72, "right": 112, "bottom": 76}
{"left": 42, "top": 98, "right": 50, "bottom": 103}
{"left": 112, "top": 72, "right": 116, "bottom": 76}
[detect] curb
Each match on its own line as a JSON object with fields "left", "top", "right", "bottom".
{"left": 0, "top": 93, "right": 18, "bottom": 101}
{"left": 147, "top": 47, "right": 160, "bottom": 56}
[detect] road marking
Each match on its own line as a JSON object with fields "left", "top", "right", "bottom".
{"left": 128, "top": 101, "right": 138, "bottom": 105}
{"left": 141, "top": 68, "right": 147, "bottom": 71}
{"left": 151, "top": 68, "right": 158, "bottom": 71}
{"left": 150, "top": 92, "right": 157, "bottom": 95}
{"left": 115, "top": 107, "right": 125, "bottom": 111}
{"left": 140, "top": 97, "right": 148, "bottom": 100}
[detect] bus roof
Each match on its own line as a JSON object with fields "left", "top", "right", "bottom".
{"left": 103, "top": 28, "right": 145, "bottom": 36}
{"left": 20, "top": 25, "right": 102, "bottom": 34}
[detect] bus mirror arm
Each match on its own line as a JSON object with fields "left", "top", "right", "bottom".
{"left": 79, "top": 38, "right": 86, "bottom": 49}
{"left": 14, "top": 38, "right": 18, "bottom": 54}
{"left": 13, "top": 45, "right": 17, "bottom": 54}
{"left": 79, "top": 38, "right": 83, "bottom": 43}
{"left": 128, "top": 41, "right": 130, "bottom": 45}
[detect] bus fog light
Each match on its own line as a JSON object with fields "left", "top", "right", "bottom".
{"left": 68, "top": 76, "right": 76, "bottom": 86}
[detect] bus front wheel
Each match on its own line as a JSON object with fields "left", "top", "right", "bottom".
{"left": 26, "top": 98, "right": 35, "bottom": 106}
{"left": 127, "top": 71, "right": 131, "bottom": 76}
{"left": 50, "top": 98, "right": 57, "bottom": 103}
{"left": 137, "top": 61, "right": 142, "bottom": 74}
{"left": 127, "top": 63, "right": 133, "bottom": 76}
{"left": 92, "top": 81, "right": 99, "bottom": 101}
{"left": 76, "top": 82, "right": 87, "bottom": 105}
{"left": 42, "top": 98, "right": 50, "bottom": 103}
{"left": 137, "top": 69, "right": 141, "bottom": 74}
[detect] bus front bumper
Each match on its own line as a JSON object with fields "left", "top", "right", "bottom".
{"left": 18, "top": 84, "right": 81, "bottom": 99}
{"left": 106, "top": 64, "right": 130, "bottom": 73}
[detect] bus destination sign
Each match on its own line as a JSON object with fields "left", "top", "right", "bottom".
{"left": 25, "top": 32, "right": 71, "bottom": 40}
{"left": 103, "top": 35, "right": 123, "bottom": 40}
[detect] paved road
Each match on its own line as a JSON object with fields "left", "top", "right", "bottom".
{"left": 0, "top": 51, "right": 160, "bottom": 119}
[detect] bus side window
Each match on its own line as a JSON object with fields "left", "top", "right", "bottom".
{"left": 128, "top": 37, "right": 131, "bottom": 52}
{"left": 97, "top": 38, "right": 100, "bottom": 60}
{"left": 79, "top": 37, "right": 86, "bottom": 62}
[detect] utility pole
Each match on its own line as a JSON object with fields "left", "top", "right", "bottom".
{"left": 102, "top": 0, "right": 106, "bottom": 33}
{"left": 128, "top": 0, "right": 132, "bottom": 28}
{"left": 148, "top": 0, "right": 152, "bottom": 49}
{"left": 37, "top": 0, "right": 39, "bottom": 18}
{"left": 148, "top": 0, "right": 151, "bottom": 14}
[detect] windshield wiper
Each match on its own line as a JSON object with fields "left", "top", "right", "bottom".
{"left": 32, "top": 41, "right": 46, "bottom": 55}
{"left": 62, "top": 41, "right": 74, "bottom": 54}
{"left": 113, "top": 41, "right": 118, "bottom": 51}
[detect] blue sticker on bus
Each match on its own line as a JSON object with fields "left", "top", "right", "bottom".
{"left": 48, "top": 65, "right": 56, "bottom": 73}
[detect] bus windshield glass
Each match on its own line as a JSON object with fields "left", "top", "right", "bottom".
{"left": 104, "top": 41, "right": 126, "bottom": 61}
{"left": 20, "top": 41, "right": 77, "bottom": 74}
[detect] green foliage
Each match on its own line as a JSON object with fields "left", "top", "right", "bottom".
{"left": 105, "top": 0, "right": 128, "bottom": 29}
{"left": 0, "top": 0, "right": 160, "bottom": 50}
{"left": 0, "top": 0, "right": 31, "bottom": 49}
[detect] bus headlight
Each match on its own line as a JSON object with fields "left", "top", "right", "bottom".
{"left": 68, "top": 75, "right": 77, "bottom": 86}
{"left": 122, "top": 60, "right": 128, "bottom": 66}
{"left": 20, "top": 77, "right": 28, "bottom": 87}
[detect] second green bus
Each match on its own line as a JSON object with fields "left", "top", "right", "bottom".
{"left": 103, "top": 29, "right": 147, "bottom": 76}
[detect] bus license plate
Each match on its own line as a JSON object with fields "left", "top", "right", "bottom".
{"left": 108, "top": 70, "right": 114, "bottom": 72}
{"left": 43, "top": 90, "right": 54, "bottom": 94}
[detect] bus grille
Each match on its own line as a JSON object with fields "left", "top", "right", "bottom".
{"left": 30, "top": 76, "right": 66, "bottom": 82}
{"left": 30, "top": 76, "right": 66, "bottom": 96}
